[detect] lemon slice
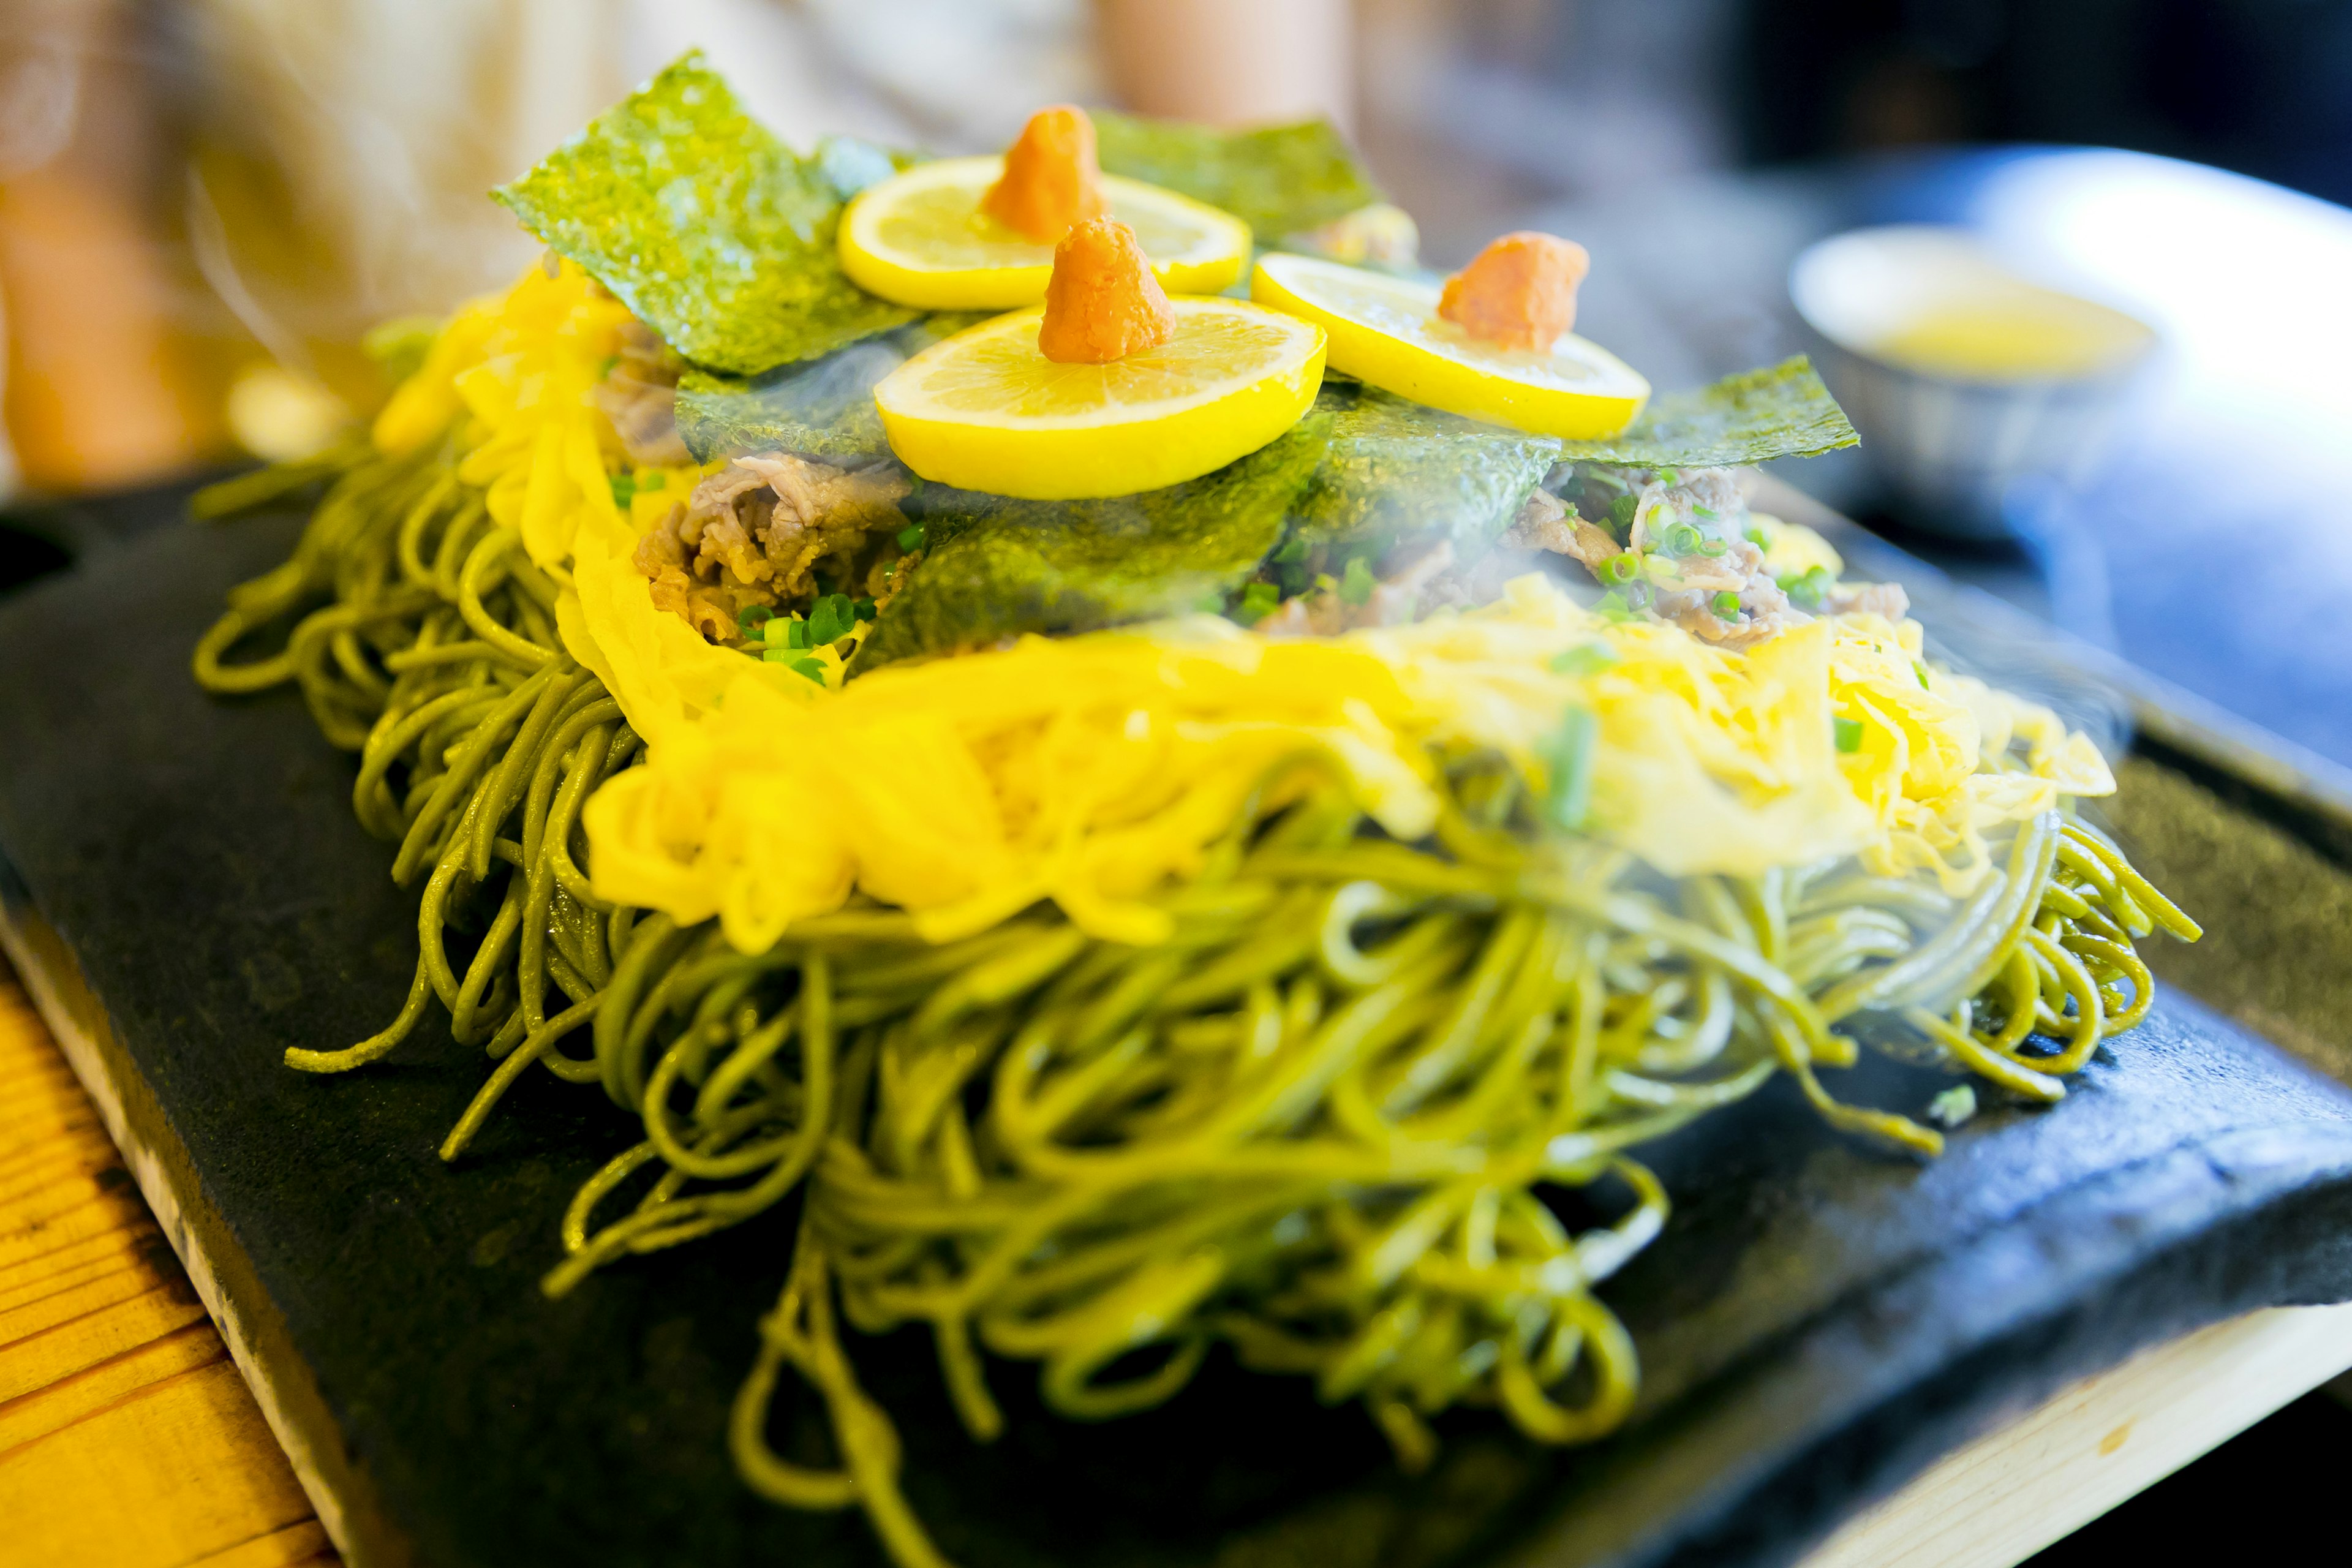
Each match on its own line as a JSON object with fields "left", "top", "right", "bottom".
{"left": 842, "top": 157, "right": 1253, "bottom": 311}
{"left": 875, "top": 298, "right": 1325, "bottom": 499}
{"left": 1251, "top": 251, "right": 1649, "bottom": 439}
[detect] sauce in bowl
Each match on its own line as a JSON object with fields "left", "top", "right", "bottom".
{"left": 1873, "top": 293, "right": 2152, "bottom": 380}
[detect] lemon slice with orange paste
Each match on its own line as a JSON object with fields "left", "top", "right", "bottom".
{"left": 1252, "top": 238, "right": 1650, "bottom": 439}
{"left": 841, "top": 107, "right": 1251, "bottom": 310}
{"left": 875, "top": 217, "right": 1323, "bottom": 499}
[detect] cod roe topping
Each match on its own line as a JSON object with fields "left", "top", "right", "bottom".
{"left": 1037, "top": 217, "right": 1176, "bottom": 364}
{"left": 981, "top": 105, "right": 1109, "bottom": 243}
{"left": 1438, "top": 231, "right": 1591, "bottom": 353}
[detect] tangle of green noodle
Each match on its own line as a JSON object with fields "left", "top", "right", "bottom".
{"left": 195, "top": 445, "right": 2199, "bottom": 1568}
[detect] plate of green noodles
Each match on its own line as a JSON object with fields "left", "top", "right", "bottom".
{"left": 4, "top": 50, "right": 2352, "bottom": 1568}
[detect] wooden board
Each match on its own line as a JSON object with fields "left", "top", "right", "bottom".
{"left": 1804, "top": 1301, "right": 2352, "bottom": 1567}
{"left": 0, "top": 960, "right": 337, "bottom": 1568}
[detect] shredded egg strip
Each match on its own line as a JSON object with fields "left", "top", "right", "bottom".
{"left": 580, "top": 573, "right": 2112, "bottom": 954}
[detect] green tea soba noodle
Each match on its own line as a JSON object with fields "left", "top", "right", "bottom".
{"left": 196, "top": 410, "right": 2193, "bottom": 1568}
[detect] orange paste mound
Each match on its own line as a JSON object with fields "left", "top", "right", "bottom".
{"left": 1438, "top": 230, "right": 1591, "bottom": 353}
{"left": 981, "top": 105, "right": 1108, "bottom": 244}
{"left": 1037, "top": 217, "right": 1175, "bottom": 364}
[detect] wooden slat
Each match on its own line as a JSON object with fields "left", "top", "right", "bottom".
{"left": 0, "top": 960, "right": 340, "bottom": 1568}
{"left": 1800, "top": 1300, "right": 2352, "bottom": 1567}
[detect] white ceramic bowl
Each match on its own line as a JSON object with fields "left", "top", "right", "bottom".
{"left": 1789, "top": 225, "right": 2157, "bottom": 540}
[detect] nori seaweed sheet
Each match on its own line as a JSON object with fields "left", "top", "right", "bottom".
{"left": 674, "top": 315, "right": 989, "bottom": 466}
{"left": 851, "top": 416, "right": 1334, "bottom": 671}
{"left": 494, "top": 53, "right": 916, "bottom": 376}
{"left": 848, "top": 386, "right": 1556, "bottom": 668}
{"left": 674, "top": 345, "right": 900, "bottom": 467}
{"left": 1093, "top": 112, "right": 1384, "bottom": 241}
{"left": 1286, "top": 383, "right": 1560, "bottom": 572}
{"left": 1556, "top": 356, "right": 1859, "bottom": 469}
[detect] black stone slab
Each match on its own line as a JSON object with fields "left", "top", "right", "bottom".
{"left": 5, "top": 511, "right": 2352, "bottom": 1568}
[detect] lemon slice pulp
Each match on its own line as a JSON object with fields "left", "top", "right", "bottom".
{"left": 841, "top": 157, "right": 1253, "bottom": 311}
{"left": 875, "top": 298, "right": 1325, "bottom": 499}
{"left": 1250, "top": 251, "right": 1649, "bottom": 439}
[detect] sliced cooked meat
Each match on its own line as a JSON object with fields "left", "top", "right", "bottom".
{"left": 635, "top": 453, "right": 914, "bottom": 639}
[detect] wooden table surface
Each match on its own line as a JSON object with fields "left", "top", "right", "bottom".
{"left": 0, "top": 958, "right": 337, "bottom": 1568}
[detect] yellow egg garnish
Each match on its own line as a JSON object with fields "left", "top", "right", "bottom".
{"left": 577, "top": 570, "right": 2109, "bottom": 957}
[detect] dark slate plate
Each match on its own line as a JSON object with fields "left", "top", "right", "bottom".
{"left": 6, "top": 511, "right": 2352, "bottom": 1568}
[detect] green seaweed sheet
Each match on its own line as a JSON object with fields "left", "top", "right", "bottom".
{"left": 494, "top": 52, "right": 914, "bottom": 376}
{"left": 674, "top": 314, "right": 988, "bottom": 466}
{"left": 1555, "top": 356, "right": 1858, "bottom": 469}
{"left": 853, "top": 417, "right": 1334, "bottom": 672}
{"left": 1093, "top": 112, "right": 1383, "bottom": 242}
{"left": 1287, "top": 385, "right": 1559, "bottom": 574}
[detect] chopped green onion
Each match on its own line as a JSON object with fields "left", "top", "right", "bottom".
{"left": 1240, "top": 581, "right": 1282, "bottom": 620}
{"left": 1272, "top": 536, "right": 1309, "bottom": 565}
{"left": 808, "top": 593, "right": 856, "bottom": 646}
{"left": 1697, "top": 537, "right": 1728, "bottom": 557}
{"left": 896, "top": 523, "right": 926, "bottom": 552}
{"left": 1711, "top": 590, "right": 1741, "bottom": 619}
{"left": 609, "top": 473, "right": 636, "bottom": 508}
{"left": 785, "top": 616, "right": 810, "bottom": 650}
{"left": 790, "top": 656, "right": 828, "bottom": 685}
{"left": 639, "top": 470, "right": 666, "bottom": 491}
{"left": 1744, "top": 523, "right": 1769, "bottom": 548}
{"left": 1692, "top": 505, "right": 1718, "bottom": 520}
{"left": 1913, "top": 660, "right": 1931, "bottom": 690}
{"left": 1600, "top": 552, "right": 1640, "bottom": 585}
{"left": 1834, "top": 715, "right": 1863, "bottom": 752}
{"left": 854, "top": 597, "right": 877, "bottom": 623}
{"left": 1779, "top": 565, "right": 1834, "bottom": 611}
{"left": 1663, "top": 522, "right": 1703, "bottom": 557}
{"left": 761, "top": 647, "right": 790, "bottom": 664}
{"left": 1607, "top": 493, "right": 1638, "bottom": 538}
{"left": 1539, "top": 705, "right": 1599, "bottom": 831}
{"left": 1594, "top": 589, "right": 1638, "bottom": 623}
{"left": 738, "top": 604, "right": 775, "bottom": 635}
{"left": 1548, "top": 644, "right": 1617, "bottom": 677}
{"left": 1654, "top": 468, "right": 1678, "bottom": 486}
{"left": 1338, "top": 556, "right": 1376, "bottom": 607}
